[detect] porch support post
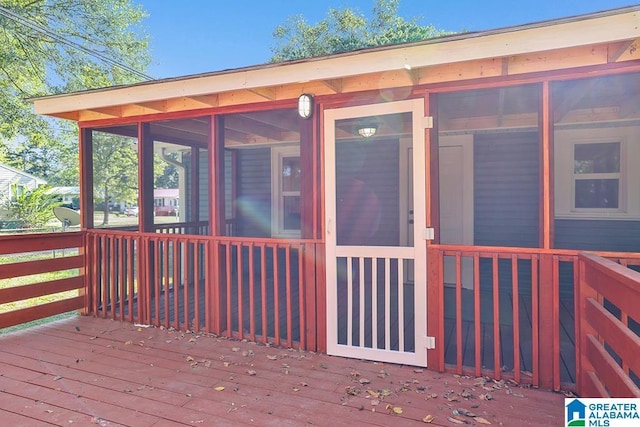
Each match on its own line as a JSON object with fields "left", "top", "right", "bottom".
{"left": 139, "top": 122, "right": 154, "bottom": 233}
{"left": 210, "top": 115, "right": 226, "bottom": 334}
{"left": 300, "top": 116, "right": 318, "bottom": 351}
{"left": 540, "top": 81, "right": 554, "bottom": 249}
{"left": 79, "top": 127, "right": 94, "bottom": 229}
{"left": 190, "top": 146, "right": 200, "bottom": 230}
{"left": 538, "top": 253, "right": 556, "bottom": 389}
{"left": 426, "top": 93, "right": 443, "bottom": 370}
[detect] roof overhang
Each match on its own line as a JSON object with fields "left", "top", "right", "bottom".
{"left": 30, "top": 6, "right": 640, "bottom": 121}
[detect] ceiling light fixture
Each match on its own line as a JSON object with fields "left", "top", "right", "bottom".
{"left": 357, "top": 125, "right": 377, "bottom": 138}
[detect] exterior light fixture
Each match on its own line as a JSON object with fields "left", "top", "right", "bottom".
{"left": 297, "top": 93, "right": 313, "bottom": 119}
{"left": 357, "top": 125, "right": 377, "bottom": 138}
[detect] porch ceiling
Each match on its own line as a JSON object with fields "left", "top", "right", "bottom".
{"left": 30, "top": 6, "right": 640, "bottom": 123}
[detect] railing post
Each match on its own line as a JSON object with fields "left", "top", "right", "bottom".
{"left": 302, "top": 243, "right": 318, "bottom": 352}
{"left": 538, "top": 253, "right": 555, "bottom": 389}
{"left": 427, "top": 246, "right": 443, "bottom": 371}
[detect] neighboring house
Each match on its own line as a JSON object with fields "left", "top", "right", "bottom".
{"left": 153, "top": 188, "right": 179, "bottom": 216}
{"left": 29, "top": 6, "right": 640, "bottom": 391}
{"left": 0, "top": 162, "right": 46, "bottom": 221}
{"left": 47, "top": 186, "right": 80, "bottom": 210}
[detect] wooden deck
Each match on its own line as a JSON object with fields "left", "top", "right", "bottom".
{"left": 0, "top": 316, "right": 565, "bottom": 426}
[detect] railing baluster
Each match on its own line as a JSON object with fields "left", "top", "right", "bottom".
{"left": 512, "top": 254, "right": 520, "bottom": 383}
{"left": 455, "top": 252, "right": 462, "bottom": 374}
{"left": 492, "top": 253, "right": 500, "bottom": 380}
{"left": 285, "top": 245, "right": 293, "bottom": 348}
{"left": 473, "top": 253, "right": 481, "bottom": 377}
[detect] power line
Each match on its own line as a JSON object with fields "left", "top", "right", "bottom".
{"left": 0, "top": 5, "right": 153, "bottom": 81}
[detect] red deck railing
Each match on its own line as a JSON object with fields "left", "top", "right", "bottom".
{"left": 427, "top": 244, "right": 640, "bottom": 392}
{"left": 85, "top": 230, "right": 322, "bottom": 351}
{"left": 0, "top": 232, "right": 85, "bottom": 329}
{"left": 576, "top": 253, "right": 640, "bottom": 397}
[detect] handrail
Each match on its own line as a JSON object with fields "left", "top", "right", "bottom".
{"left": 576, "top": 253, "right": 640, "bottom": 397}
{"left": 0, "top": 231, "right": 85, "bottom": 329}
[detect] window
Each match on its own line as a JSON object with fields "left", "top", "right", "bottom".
{"left": 573, "top": 142, "right": 621, "bottom": 210}
{"left": 10, "top": 183, "right": 25, "bottom": 201}
{"left": 271, "top": 146, "right": 301, "bottom": 237}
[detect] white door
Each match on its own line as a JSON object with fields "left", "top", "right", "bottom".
{"left": 324, "top": 99, "right": 428, "bottom": 366}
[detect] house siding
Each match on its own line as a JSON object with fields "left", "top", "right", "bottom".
{"left": 555, "top": 219, "right": 640, "bottom": 252}
{"left": 236, "top": 148, "right": 271, "bottom": 238}
{"left": 473, "top": 132, "right": 540, "bottom": 248}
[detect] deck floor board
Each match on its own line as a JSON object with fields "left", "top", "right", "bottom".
{"left": 0, "top": 316, "right": 564, "bottom": 426}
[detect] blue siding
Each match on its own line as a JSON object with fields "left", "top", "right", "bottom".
{"left": 236, "top": 148, "right": 271, "bottom": 237}
{"left": 474, "top": 132, "right": 540, "bottom": 247}
{"left": 555, "top": 219, "right": 640, "bottom": 252}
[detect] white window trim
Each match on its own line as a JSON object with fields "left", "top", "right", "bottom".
{"left": 555, "top": 127, "right": 639, "bottom": 220}
{"left": 271, "top": 145, "right": 301, "bottom": 238}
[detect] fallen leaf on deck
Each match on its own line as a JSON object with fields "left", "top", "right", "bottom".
{"left": 232, "top": 347, "right": 240, "bottom": 352}
{"left": 392, "top": 407, "right": 403, "bottom": 414}
{"left": 266, "top": 355, "right": 278, "bottom": 360}
{"left": 446, "top": 416, "right": 467, "bottom": 424}
{"left": 359, "top": 378, "right": 370, "bottom": 385}
{"left": 53, "top": 376, "right": 63, "bottom": 381}
{"left": 247, "top": 369, "right": 257, "bottom": 376}
{"left": 186, "top": 356, "right": 195, "bottom": 362}
{"left": 214, "top": 386, "right": 225, "bottom": 391}
{"left": 125, "top": 340, "right": 132, "bottom": 345}
{"left": 293, "top": 386, "right": 300, "bottom": 392}
{"left": 366, "top": 390, "right": 379, "bottom": 398}
{"left": 422, "top": 414, "right": 434, "bottom": 423}
{"left": 475, "top": 417, "right": 492, "bottom": 424}
{"left": 371, "top": 399, "right": 380, "bottom": 406}
{"left": 189, "top": 337, "right": 197, "bottom": 343}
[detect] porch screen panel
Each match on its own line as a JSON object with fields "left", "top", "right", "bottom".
{"left": 150, "top": 117, "right": 211, "bottom": 235}
{"left": 222, "top": 108, "right": 301, "bottom": 238}
{"left": 90, "top": 125, "right": 139, "bottom": 230}
{"left": 436, "top": 84, "right": 541, "bottom": 379}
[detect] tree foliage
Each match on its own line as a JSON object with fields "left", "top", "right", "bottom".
{"left": 0, "top": 0, "right": 150, "bottom": 184}
{"left": 92, "top": 132, "right": 138, "bottom": 225}
{"left": 1, "top": 185, "right": 61, "bottom": 229}
{"left": 270, "top": 0, "right": 453, "bottom": 62}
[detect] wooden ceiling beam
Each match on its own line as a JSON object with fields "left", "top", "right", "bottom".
{"left": 321, "top": 79, "right": 343, "bottom": 93}
{"left": 248, "top": 87, "right": 277, "bottom": 100}
{"left": 85, "top": 106, "right": 122, "bottom": 118}
{"left": 224, "top": 115, "right": 286, "bottom": 141}
{"left": 134, "top": 101, "right": 167, "bottom": 112}
{"left": 608, "top": 39, "right": 637, "bottom": 62}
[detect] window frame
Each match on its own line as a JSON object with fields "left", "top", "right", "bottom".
{"left": 554, "top": 127, "right": 639, "bottom": 220}
{"left": 571, "top": 140, "right": 624, "bottom": 213}
{"left": 271, "top": 145, "right": 301, "bottom": 238}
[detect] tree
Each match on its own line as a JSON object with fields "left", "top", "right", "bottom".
{"left": 270, "top": 0, "right": 453, "bottom": 62}
{"left": 1, "top": 185, "right": 61, "bottom": 229}
{"left": 0, "top": 0, "right": 150, "bottom": 184}
{"left": 92, "top": 132, "right": 138, "bottom": 226}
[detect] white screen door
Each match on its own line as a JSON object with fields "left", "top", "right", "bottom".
{"left": 324, "top": 99, "right": 428, "bottom": 366}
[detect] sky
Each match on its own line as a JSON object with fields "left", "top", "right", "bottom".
{"left": 139, "top": 0, "right": 637, "bottom": 79}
